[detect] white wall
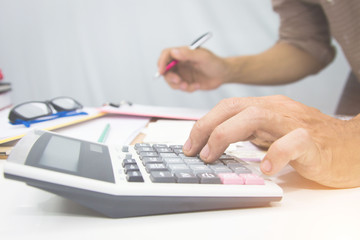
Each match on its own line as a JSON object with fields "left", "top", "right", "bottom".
{"left": 0, "top": 0, "right": 350, "bottom": 114}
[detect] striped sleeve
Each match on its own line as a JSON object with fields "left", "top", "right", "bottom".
{"left": 272, "top": 0, "right": 336, "bottom": 69}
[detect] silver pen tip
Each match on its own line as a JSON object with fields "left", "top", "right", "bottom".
{"left": 154, "top": 72, "right": 161, "bottom": 78}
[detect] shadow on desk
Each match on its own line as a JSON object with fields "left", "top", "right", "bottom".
{"left": 38, "top": 196, "right": 103, "bottom": 218}
{"left": 276, "top": 168, "right": 333, "bottom": 192}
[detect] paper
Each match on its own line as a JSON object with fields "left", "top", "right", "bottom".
{"left": 143, "top": 120, "right": 195, "bottom": 144}
{"left": 56, "top": 115, "right": 150, "bottom": 145}
{"left": 100, "top": 103, "right": 209, "bottom": 121}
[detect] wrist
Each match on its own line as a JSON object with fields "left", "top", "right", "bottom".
{"left": 328, "top": 116, "right": 360, "bottom": 188}
{"left": 222, "top": 56, "right": 250, "bottom": 84}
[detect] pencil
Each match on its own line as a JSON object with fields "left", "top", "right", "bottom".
{"left": 98, "top": 123, "right": 111, "bottom": 143}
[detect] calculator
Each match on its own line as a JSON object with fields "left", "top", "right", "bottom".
{"left": 3, "top": 130, "right": 283, "bottom": 218}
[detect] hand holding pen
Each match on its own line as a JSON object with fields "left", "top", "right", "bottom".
{"left": 156, "top": 32, "right": 228, "bottom": 92}
{"left": 155, "top": 32, "right": 213, "bottom": 78}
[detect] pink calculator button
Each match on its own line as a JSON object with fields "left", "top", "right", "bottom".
{"left": 239, "top": 174, "right": 265, "bottom": 185}
{"left": 218, "top": 173, "right": 245, "bottom": 185}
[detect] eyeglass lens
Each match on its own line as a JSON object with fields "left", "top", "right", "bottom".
{"left": 14, "top": 102, "right": 51, "bottom": 119}
{"left": 51, "top": 97, "right": 81, "bottom": 111}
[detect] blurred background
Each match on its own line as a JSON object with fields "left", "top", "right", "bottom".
{"left": 0, "top": 0, "right": 350, "bottom": 114}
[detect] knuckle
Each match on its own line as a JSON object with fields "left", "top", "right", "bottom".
{"left": 294, "top": 128, "right": 310, "bottom": 139}
{"left": 244, "top": 106, "right": 268, "bottom": 121}
{"left": 218, "top": 97, "right": 242, "bottom": 114}
{"left": 211, "top": 125, "right": 227, "bottom": 142}
{"left": 193, "top": 119, "right": 207, "bottom": 134}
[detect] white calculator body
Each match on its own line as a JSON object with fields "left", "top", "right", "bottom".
{"left": 4, "top": 130, "right": 283, "bottom": 218}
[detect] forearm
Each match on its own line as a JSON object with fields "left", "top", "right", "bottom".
{"left": 223, "top": 42, "right": 325, "bottom": 85}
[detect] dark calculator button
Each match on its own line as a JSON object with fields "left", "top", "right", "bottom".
{"left": 159, "top": 152, "right": 178, "bottom": 158}
{"left": 145, "top": 163, "right": 168, "bottom": 173}
{"left": 136, "top": 146, "right": 155, "bottom": 154}
{"left": 126, "top": 171, "right": 144, "bottom": 182}
{"left": 124, "top": 164, "right": 139, "bottom": 173}
{"left": 142, "top": 156, "right": 163, "bottom": 165}
{"left": 134, "top": 143, "right": 151, "bottom": 150}
{"left": 209, "top": 165, "right": 233, "bottom": 174}
{"left": 183, "top": 157, "right": 204, "bottom": 165}
{"left": 169, "top": 145, "right": 183, "bottom": 150}
{"left": 122, "top": 158, "right": 137, "bottom": 166}
{"left": 175, "top": 172, "right": 199, "bottom": 183}
{"left": 231, "top": 165, "right": 252, "bottom": 174}
{"left": 162, "top": 157, "right": 184, "bottom": 166}
{"left": 150, "top": 171, "right": 176, "bottom": 183}
{"left": 139, "top": 152, "right": 159, "bottom": 159}
{"left": 154, "top": 147, "right": 173, "bottom": 153}
{"left": 152, "top": 144, "right": 168, "bottom": 148}
{"left": 197, "top": 173, "right": 222, "bottom": 184}
{"left": 173, "top": 149, "right": 184, "bottom": 155}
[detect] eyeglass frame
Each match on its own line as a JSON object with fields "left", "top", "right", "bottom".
{"left": 8, "top": 96, "right": 87, "bottom": 127}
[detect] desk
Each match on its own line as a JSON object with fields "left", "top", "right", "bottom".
{"left": 1, "top": 120, "right": 360, "bottom": 240}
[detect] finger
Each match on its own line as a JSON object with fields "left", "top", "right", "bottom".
{"left": 199, "top": 106, "right": 274, "bottom": 162}
{"left": 170, "top": 47, "right": 205, "bottom": 62}
{"left": 183, "top": 98, "right": 255, "bottom": 157}
{"left": 260, "top": 128, "right": 317, "bottom": 176}
{"left": 163, "top": 70, "right": 200, "bottom": 92}
{"left": 184, "top": 82, "right": 201, "bottom": 92}
{"left": 163, "top": 71, "right": 182, "bottom": 89}
{"left": 157, "top": 48, "right": 173, "bottom": 75}
{"left": 158, "top": 46, "right": 197, "bottom": 75}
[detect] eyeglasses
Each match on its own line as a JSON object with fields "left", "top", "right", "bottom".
{"left": 8, "top": 96, "right": 88, "bottom": 127}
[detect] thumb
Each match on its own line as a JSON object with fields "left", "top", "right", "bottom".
{"left": 260, "top": 128, "right": 317, "bottom": 175}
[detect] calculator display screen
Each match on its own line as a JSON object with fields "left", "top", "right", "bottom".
{"left": 39, "top": 135, "right": 81, "bottom": 172}
{"left": 25, "top": 132, "right": 115, "bottom": 183}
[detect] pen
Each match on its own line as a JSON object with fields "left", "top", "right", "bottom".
{"left": 154, "top": 32, "right": 213, "bottom": 78}
{"left": 98, "top": 123, "right": 111, "bottom": 143}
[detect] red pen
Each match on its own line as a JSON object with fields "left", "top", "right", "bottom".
{"left": 0, "top": 68, "right": 3, "bottom": 80}
{"left": 154, "top": 32, "right": 212, "bottom": 78}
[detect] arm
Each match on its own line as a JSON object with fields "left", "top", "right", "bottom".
{"left": 157, "top": 41, "right": 326, "bottom": 92}
{"left": 224, "top": 42, "right": 325, "bottom": 85}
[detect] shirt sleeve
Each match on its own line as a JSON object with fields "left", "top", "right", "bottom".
{"left": 272, "top": 0, "right": 336, "bottom": 69}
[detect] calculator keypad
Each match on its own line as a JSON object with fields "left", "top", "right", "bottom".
{"left": 121, "top": 144, "right": 264, "bottom": 185}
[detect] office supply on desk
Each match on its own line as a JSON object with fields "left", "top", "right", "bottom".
{"left": 3, "top": 129, "right": 282, "bottom": 218}
{"left": 9, "top": 96, "right": 86, "bottom": 127}
{"left": 0, "top": 146, "right": 11, "bottom": 159}
{"left": 97, "top": 123, "right": 111, "bottom": 143}
{"left": 0, "top": 69, "right": 12, "bottom": 110}
{"left": 56, "top": 115, "right": 150, "bottom": 146}
{"left": 154, "top": 32, "right": 213, "bottom": 78}
{"left": 0, "top": 107, "right": 106, "bottom": 144}
{"left": 100, "top": 103, "right": 208, "bottom": 121}
{"left": 0, "top": 82, "right": 11, "bottom": 92}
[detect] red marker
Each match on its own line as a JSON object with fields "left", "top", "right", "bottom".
{"left": 0, "top": 69, "right": 3, "bottom": 80}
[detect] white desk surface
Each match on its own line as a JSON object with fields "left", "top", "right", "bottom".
{"left": 1, "top": 160, "right": 360, "bottom": 240}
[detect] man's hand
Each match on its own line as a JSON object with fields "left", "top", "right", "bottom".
{"left": 157, "top": 47, "right": 228, "bottom": 92}
{"left": 182, "top": 95, "right": 360, "bottom": 188}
